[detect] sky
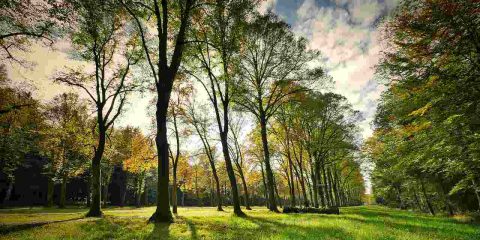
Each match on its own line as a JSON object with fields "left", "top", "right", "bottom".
{"left": 260, "top": 0, "right": 398, "bottom": 140}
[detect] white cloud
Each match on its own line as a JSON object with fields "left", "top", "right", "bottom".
{"left": 293, "top": 0, "right": 394, "bottom": 141}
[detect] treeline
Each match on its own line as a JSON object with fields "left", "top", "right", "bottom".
{"left": 0, "top": 0, "right": 365, "bottom": 222}
{"left": 365, "top": 0, "right": 480, "bottom": 214}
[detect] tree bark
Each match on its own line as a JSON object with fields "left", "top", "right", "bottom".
{"left": 59, "top": 175, "right": 67, "bottom": 208}
{"left": 47, "top": 178, "right": 54, "bottom": 207}
{"left": 287, "top": 153, "right": 296, "bottom": 207}
{"left": 472, "top": 179, "right": 480, "bottom": 211}
{"left": 315, "top": 159, "right": 325, "bottom": 207}
{"left": 420, "top": 180, "right": 435, "bottom": 215}
{"left": 172, "top": 170, "right": 178, "bottom": 213}
{"left": 238, "top": 169, "right": 251, "bottom": 210}
{"left": 150, "top": 91, "right": 173, "bottom": 222}
{"left": 219, "top": 132, "right": 243, "bottom": 215}
{"left": 260, "top": 114, "right": 279, "bottom": 212}
{"left": 438, "top": 179, "right": 454, "bottom": 216}
{"left": 86, "top": 125, "right": 105, "bottom": 217}
{"left": 102, "top": 182, "right": 108, "bottom": 208}
{"left": 309, "top": 153, "right": 319, "bottom": 208}
{"left": 213, "top": 172, "right": 223, "bottom": 211}
{"left": 3, "top": 181, "right": 13, "bottom": 205}
{"left": 321, "top": 163, "right": 331, "bottom": 207}
{"left": 260, "top": 161, "right": 269, "bottom": 208}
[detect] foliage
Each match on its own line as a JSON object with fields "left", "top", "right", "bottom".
{"left": 367, "top": 0, "right": 480, "bottom": 213}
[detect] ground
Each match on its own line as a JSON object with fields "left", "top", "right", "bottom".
{"left": 0, "top": 205, "right": 479, "bottom": 240}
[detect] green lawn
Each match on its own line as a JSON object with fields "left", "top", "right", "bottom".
{"left": 0, "top": 205, "right": 478, "bottom": 240}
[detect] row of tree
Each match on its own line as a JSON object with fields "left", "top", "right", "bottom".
{"left": 1, "top": 0, "right": 366, "bottom": 222}
{"left": 364, "top": 0, "right": 480, "bottom": 215}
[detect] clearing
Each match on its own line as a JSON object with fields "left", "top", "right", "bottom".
{"left": 0, "top": 205, "right": 478, "bottom": 240}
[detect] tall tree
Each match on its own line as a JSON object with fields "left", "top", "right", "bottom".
{"left": 122, "top": 0, "right": 197, "bottom": 222}
{"left": 0, "top": 67, "right": 42, "bottom": 204}
{"left": 43, "top": 93, "right": 91, "bottom": 208}
{"left": 236, "top": 13, "right": 323, "bottom": 211}
{"left": 229, "top": 114, "right": 252, "bottom": 210}
{"left": 185, "top": 0, "right": 255, "bottom": 216}
{"left": 55, "top": 0, "right": 141, "bottom": 217}
{"left": 168, "top": 77, "right": 192, "bottom": 214}
{"left": 186, "top": 102, "right": 223, "bottom": 211}
{"left": 368, "top": 0, "right": 480, "bottom": 213}
{"left": 123, "top": 128, "right": 157, "bottom": 207}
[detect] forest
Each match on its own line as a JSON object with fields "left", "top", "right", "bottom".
{"left": 0, "top": 0, "right": 479, "bottom": 240}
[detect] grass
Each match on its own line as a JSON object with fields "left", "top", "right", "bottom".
{"left": 0, "top": 205, "right": 479, "bottom": 240}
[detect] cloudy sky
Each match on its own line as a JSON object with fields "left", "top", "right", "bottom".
{"left": 7, "top": 0, "right": 398, "bottom": 141}
{"left": 260, "top": 0, "right": 398, "bottom": 140}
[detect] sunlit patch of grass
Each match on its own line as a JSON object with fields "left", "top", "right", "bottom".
{"left": 1, "top": 205, "right": 479, "bottom": 239}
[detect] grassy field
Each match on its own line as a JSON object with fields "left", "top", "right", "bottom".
{"left": 0, "top": 205, "right": 479, "bottom": 240}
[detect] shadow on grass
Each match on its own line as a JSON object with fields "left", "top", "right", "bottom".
{"left": 327, "top": 207, "right": 480, "bottom": 239}
{"left": 243, "top": 215, "right": 353, "bottom": 239}
{"left": 148, "top": 222, "right": 171, "bottom": 240}
{"left": 176, "top": 216, "right": 198, "bottom": 240}
{"left": 0, "top": 217, "right": 85, "bottom": 235}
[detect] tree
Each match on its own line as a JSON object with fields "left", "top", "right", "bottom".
{"left": 168, "top": 77, "right": 192, "bottom": 214}
{"left": 0, "top": 0, "right": 68, "bottom": 65}
{"left": 368, "top": 0, "right": 480, "bottom": 213}
{"left": 55, "top": 0, "right": 141, "bottom": 217}
{"left": 186, "top": 102, "right": 224, "bottom": 211}
{"left": 0, "top": 68, "right": 42, "bottom": 204}
{"left": 236, "top": 13, "right": 323, "bottom": 211}
{"left": 42, "top": 93, "right": 91, "bottom": 208}
{"left": 121, "top": 0, "right": 197, "bottom": 222}
{"left": 185, "top": 0, "right": 255, "bottom": 216}
{"left": 228, "top": 113, "right": 252, "bottom": 210}
{"left": 123, "top": 128, "right": 157, "bottom": 207}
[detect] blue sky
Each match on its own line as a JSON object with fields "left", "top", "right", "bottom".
{"left": 260, "top": 0, "right": 399, "bottom": 139}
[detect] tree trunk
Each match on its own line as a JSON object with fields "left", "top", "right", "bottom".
{"left": 47, "top": 178, "right": 54, "bottom": 207}
{"left": 438, "top": 180, "right": 454, "bottom": 216}
{"left": 219, "top": 132, "right": 243, "bottom": 215}
{"left": 260, "top": 161, "right": 269, "bottom": 208}
{"left": 86, "top": 175, "right": 91, "bottom": 207}
{"left": 315, "top": 160, "right": 325, "bottom": 207}
{"left": 287, "top": 155, "right": 296, "bottom": 207}
{"left": 310, "top": 161, "right": 319, "bottom": 208}
{"left": 333, "top": 170, "right": 341, "bottom": 207}
{"left": 135, "top": 175, "right": 142, "bottom": 208}
{"left": 328, "top": 168, "right": 337, "bottom": 206}
{"left": 102, "top": 182, "right": 108, "bottom": 208}
{"left": 239, "top": 170, "right": 251, "bottom": 210}
{"left": 143, "top": 180, "right": 148, "bottom": 206}
{"left": 213, "top": 172, "right": 223, "bottom": 211}
{"left": 3, "top": 181, "right": 13, "bottom": 205}
{"left": 273, "top": 176, "right": 282, "bottom": 208}
{"left": 59, "top": 175, "right": 67, "bottom": 208}
{"left": 420, "top": 180, "right": 435, "bottom": 215}
{"left": 119, "top": 172, "right": 126, "bottom": 207}
{"left": 260, "top": 115, "right": 278, "bottom": 212}
{"left": 412, "top": 186, "right": 422, "bottom": 211}
{"left": 321, "top": 163, "right": 331, "bottom": 206}
{"left": 472, "top": 179, "right": 480, "bottom": 211}
{"left": 172, "top": 168, "right": 178, "bottom": 214}
{"left": 86, "top": 126, "right": 105, "bottom": 217}
{"left": 150, "top": 91, "right": 173, "bottom": 223}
